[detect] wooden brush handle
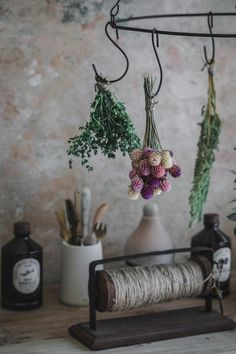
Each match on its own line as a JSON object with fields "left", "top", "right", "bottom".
{"left": 81, "top": 187, "right": 91, "bottom": 238}
{"left": 93, "top": 203, "right": 108, "bottom": 226}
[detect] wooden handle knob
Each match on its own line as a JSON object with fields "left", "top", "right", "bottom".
{"left": 96, "top": 270, "right": 115, "bottom": 312}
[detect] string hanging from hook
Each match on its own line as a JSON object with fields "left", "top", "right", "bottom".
{"left": 110, "top": 0, "right": 120, "bottom": 29}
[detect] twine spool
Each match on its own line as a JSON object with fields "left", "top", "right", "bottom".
{"left": 96, "top": 256, "right": 212, "bottom": 312}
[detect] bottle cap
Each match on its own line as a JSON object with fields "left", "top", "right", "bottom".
{"left": 143, "top": 203, "right": 158, "bottom": 217}
{"left": 14, "top": 221, "right": 31, "bottom": 237}
{"left": 204, "top": 213, "right": 219, "bottom": 226}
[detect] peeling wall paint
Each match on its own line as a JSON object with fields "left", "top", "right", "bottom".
{"left": 0, "top": 0, "right": 236, "bottom": 284}
{"left": 60, "top": 0, "right": 104, "bottom": 23}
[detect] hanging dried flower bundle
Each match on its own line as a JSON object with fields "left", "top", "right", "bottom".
{"left": 67, "top": 78, "right": 141, "bottom": 171}
{"left": 128, "top": 76, "right": 181, "bottom": 200}
{"left": 189, "top": 63, "right": 221, "bottom": 226}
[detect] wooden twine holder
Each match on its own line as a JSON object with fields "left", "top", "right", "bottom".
{"left": 69, "top": 247, "right": 236, "bottom": 351}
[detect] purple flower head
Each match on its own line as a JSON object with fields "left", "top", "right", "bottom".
{"left": 139, "top": 159, "right": 151, "bottom": 176}
{"left": 169, "top": 165, "right": 181, "bottom": 178}
{"left": 143, "top": 147, "right": 154, "bottom": 159}
{"left": 148, "top": 175, "right": 160, "bottom": 189}
{"left": 141, "top": 184, "right": 154, "bottom": 199}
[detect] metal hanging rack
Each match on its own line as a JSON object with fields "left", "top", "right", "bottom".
{"left": 92, "top": 0, "right": 236, "bottom": 88}
{"left": 115, "top": 11, "right": 236, "bottom": 38}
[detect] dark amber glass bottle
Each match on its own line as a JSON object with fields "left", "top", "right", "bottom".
{"left": 1, "top": 222, "right": 43, "bottom": 310}
{"left": 191, "top": 214, "right": 231, "bottom": 297}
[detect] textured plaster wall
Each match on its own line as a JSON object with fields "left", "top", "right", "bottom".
{"left": 0, "top": 0, "right": 236, "bottom": 284}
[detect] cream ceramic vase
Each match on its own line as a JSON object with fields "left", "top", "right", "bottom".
{"left": 125, "top": 203, "right": 174, "bottom": 266}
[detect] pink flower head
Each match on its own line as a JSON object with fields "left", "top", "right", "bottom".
{"left": 131, "top": 176, "right": 144, "bottom": 192}
{"left": 159, "top": 179, "right": 172, "bottom": 192}
{"left": 151, "top": 165, "right": 166, "bottom": 178}
{"left": 141, "top": 184, "right": 154, "bottom": 199}
{"left": 129, "top": 169, "right": 138, "bottom": 180}
{"left": 130, "top": 148, "right": 143, "bottom": 163}
{"left": 139, "top": 159, "right": 150, "bottom": 176}
{"left": 169, "top": 165, "right": 181, "bottom": 178}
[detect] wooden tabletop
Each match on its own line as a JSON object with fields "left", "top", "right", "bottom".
{"left": 0, "top": 272, "right": 235, "bottom": 354}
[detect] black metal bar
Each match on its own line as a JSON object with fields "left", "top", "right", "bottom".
{"left": 115, "top": 24, "right": 236, "bottom": 38}
{"left": 88, "top": 247, "right": 213, "bottom": 331}
{"left": 116, "top": 12, "right": 236, "bottom": 22}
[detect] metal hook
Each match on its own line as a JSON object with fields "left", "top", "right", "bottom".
{"left": 203, "top": 12, "right": 215, "bottom": 65}
{"left": 145, "top": 28, "right": 163, "bottom": 99}
{"left": 92, "top": 21, "right": 129, "bottom": 84}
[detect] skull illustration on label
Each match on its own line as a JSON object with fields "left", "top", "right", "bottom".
{"left": 213, "top": 247, "right": 231, "bottom": 282}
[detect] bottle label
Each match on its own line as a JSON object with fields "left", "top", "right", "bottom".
{"left": 13, "top": 258, "right": 40, "bottom": 294}
{"left": 213, "top": 247, "right": 231, "bottom": 282}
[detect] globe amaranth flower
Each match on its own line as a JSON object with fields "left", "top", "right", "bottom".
{"left": 131, "top": 176, "right": 144, "bottom": 192}
{"left": 169, "top": 165, "right": 181, "bottom": 178}
{"left": 161, "top": 150, "right": 173, "bottom": 169}
{"left": 139, "top": 159, "right": 151, "bottom": 176}
{"left": 159, "top": 179, "right": 172, "bottom": 192}
{"left": 149, "top": 151, "right": 162, "bottom": 167}
{"left": 141, "top": 184, "right": 154, "bottom": 199}
{"left": 128, "top": 186, "right": 140, "bottom": 200}
{"left": 130, "top": 148, "right": 143, "bottom": 163}
{"left": 151, "top": 165, "right": 166, "bottom": 178}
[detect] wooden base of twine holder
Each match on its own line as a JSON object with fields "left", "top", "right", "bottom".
{"left": 69, "top": 248, "right": 236, "bottom": 351}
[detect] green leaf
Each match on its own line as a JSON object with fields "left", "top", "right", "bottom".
{"left": 227, "top": 213, "right": 236, "bottom": 221}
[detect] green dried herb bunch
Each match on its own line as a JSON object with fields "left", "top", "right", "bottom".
{"left": 227, "top": 147, "right": 236, "bottom": 236}
{"left": 67, "top": 79, "right": 141, "bottom": 171}
{"left": 189, "top": 63, "right": 221, "bottom": 227}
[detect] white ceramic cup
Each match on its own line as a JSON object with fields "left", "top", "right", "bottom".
{"left": 59, "top": 240, "right": 103, "bottom": 306}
